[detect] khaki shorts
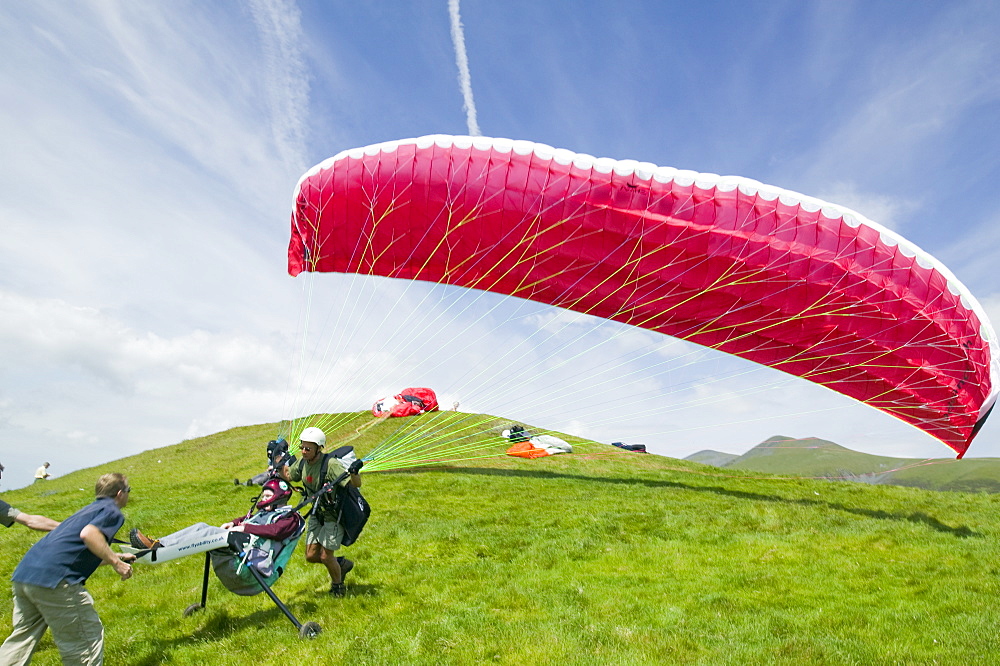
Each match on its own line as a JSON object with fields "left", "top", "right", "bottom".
{"left": 306, "top": 514, "right": 345, "bottom": 551}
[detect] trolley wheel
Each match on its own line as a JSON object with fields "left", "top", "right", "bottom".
{"left": 299, "top": 621, "right": 321, "bottom": 639}
{"left": 183, "top": 603, "right": 204, "bottom": 617}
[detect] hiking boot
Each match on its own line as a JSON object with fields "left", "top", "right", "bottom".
{"left": 329, "top": 582, "right": 346, "bottom": 597}
{"left": 336, "top": 556, "right": 354, "bottom": 581}
{"left": 129, "top": 528, "right": 161, "bottom": 550}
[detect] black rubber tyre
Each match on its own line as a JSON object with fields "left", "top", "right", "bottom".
{"left": 299, "top": 621, "right": 322, "bottom": 639}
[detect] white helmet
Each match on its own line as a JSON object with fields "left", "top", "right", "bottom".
{"left": 299, "top": 426, "right": 326, "bottom": 448}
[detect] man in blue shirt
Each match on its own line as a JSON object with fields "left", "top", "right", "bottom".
{"left": 0, "top": 473, "right": 136, "bottom": 665}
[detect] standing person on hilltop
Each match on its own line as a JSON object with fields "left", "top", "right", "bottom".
{"left": 0, "top": 463, "right": 60, "bottom": 532}
{"left": 33, "top": 462, "right": 51, "bottom": 482}
{"left": 281, "top": 427, "right": 363, "bottom": 597}
{"left": 0, "top": 473, "right": 136, "bottom": 665}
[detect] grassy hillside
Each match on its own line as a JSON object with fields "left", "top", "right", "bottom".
{"left": 887, "top": 457, "right": 1000, "bottom": 493}
{"left": 690, "top": 436, "right": 1000, "bottom": 493}
{"left": 725, "top": 437, "right": 910, "bottom": 479}
{"left": 2, "top": 414, "right": 1000, "bottom": 664}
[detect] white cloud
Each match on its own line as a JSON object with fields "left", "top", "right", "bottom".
{"left": 979, "top": 295, "right": 1000, "bottom": 329}
{"left": 0, "top": 289, "right": 291, "bottom": 396}
{"left": 940, "top": 212, "right": 1000, "bottom": 306}
{"left": 812, "top": 182, "right": 916, "bottom": 233}
{"left": 0, "top": 287, "right": 297, "bottom": 487}
{"left": 248, "top": 0, "right": 311, "bottom": 175}
{"left": 785, "top": 4, "right": 1000, "bottom": 209}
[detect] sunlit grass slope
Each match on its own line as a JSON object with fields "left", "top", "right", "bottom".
{"left": 703, "top": 436, "right": 1000, "bottom": 493}
{"left": 725, "top": 437, "right": 911, "bottom": 477}
{"left": 2, "top": 413, "right": 1000, "bottom": 664}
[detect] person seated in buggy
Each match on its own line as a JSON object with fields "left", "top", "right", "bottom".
{"left": 127, "top": 479, "right": 313, "bottom": 593}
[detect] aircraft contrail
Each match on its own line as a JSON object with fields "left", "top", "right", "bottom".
{"left": 249, "top": 0, "right": 311, "bottom": 176}
{"left": 448, "top": 0, "right": 481, "bottom": 136}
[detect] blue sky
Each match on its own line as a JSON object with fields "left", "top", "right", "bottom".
{"left": 2, "top": 1, "right": 1000, "bottom": 488}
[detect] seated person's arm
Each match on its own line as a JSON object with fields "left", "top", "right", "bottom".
{"left": 239, "top": 513, "right": 302, "bottom": 541}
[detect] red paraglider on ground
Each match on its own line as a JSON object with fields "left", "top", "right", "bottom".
{"left": 372, "top": 388, "right": 440, "bottom": 418}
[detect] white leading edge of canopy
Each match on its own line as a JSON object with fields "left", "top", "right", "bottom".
{"left": 293, "top": 135, "right": 1000, "bottom": 417}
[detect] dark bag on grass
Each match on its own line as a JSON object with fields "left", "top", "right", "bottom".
{"left": 316, "top": 451, "right": 371, "bottom": 546}
{"left": 508, "top": 425, "right": 530, "bottom": 443}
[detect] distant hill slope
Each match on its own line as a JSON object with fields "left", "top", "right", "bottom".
{"left": 685, "top": 450, "right": 739, "bottom": 467}
{"left": 686, "top": 436, "right": 1000, "bottom": 493}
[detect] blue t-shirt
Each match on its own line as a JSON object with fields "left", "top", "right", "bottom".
{"left": 12, "top": 497, "right": 124, "bottom": 588}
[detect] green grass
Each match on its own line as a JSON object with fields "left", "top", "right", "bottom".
{"left": 727, "top": 436, "right": 909, "bottom": 473}
{"left": 887, "top": 457, "right": 1000, "bottom": 493}
{"left": 2, "top": 413, "right": 1000, "bottom": 664}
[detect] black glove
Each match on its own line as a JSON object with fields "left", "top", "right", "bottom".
{"left": 348, "top": 459, "right": 364, "bottom": 475}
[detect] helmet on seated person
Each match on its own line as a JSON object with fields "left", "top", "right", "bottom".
{"left": 257, "top": 478, "right": 293, "bottom": 510}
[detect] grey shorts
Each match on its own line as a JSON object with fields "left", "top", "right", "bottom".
{"left": 306, "top": 514, "right": 345, "bottom": 551}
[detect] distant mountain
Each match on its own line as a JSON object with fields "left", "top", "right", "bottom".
{"left": 685, "top": 450, "right": 739, "bottom": 467}
{"left": 684, "top": 436, "right": 1000, "bottom": 493}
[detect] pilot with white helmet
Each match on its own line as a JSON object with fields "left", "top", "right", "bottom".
{"left": 282, "top": 426, "right": 363, "bottom": 597}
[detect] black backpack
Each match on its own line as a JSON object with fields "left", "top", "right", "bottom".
{"left": 316, "top": 452, "right": 371, "bottom": 547}
{"left": 267, "top": 438, "right": 290, "bottom": 465}
{"left": 508, "top": 425, "right": 530, "bottom": 442}
{"left": 335, "top": 482, "right": 371, "bottom": 547}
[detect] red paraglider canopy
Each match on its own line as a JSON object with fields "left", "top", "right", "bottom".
{"left": 372, "top": 388, "right": 439, "bottom": 418}
{"left": 289, "top": 135, "right": 999, "bottom": 457}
